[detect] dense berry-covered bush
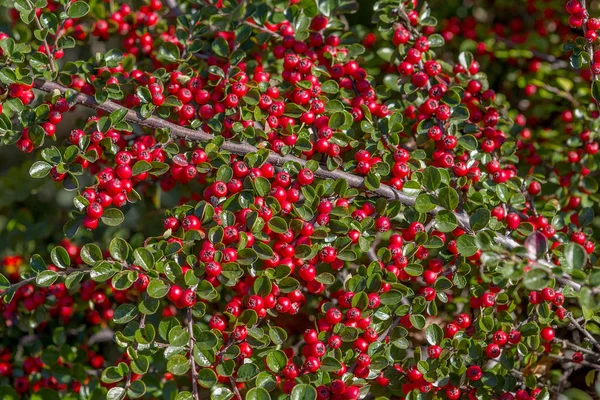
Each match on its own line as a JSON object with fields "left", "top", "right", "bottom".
{"left": 1, "top": 0, "right": 600, "bottom": 399}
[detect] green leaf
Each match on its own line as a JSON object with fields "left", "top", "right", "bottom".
{"left": 196, "top": 331, "right": 218, "bottom": 350}
{"left": 0, "top": 273, "right": 9, "bottom": 291}
{"left": 80, "top": 243, "right": 103, "bottom": 265}
{"left": 127, "top": 380, "right": 146, "bottom": 399}
{"left": 563, "top": 243, "right": 588, "bottom": 272}
{"left": 321, "top": 80, "right": 339, "bottom": 94}
{"left": 422, "top": 167, "right": 441, "bottom": 191}
{"left": 425, "top": 324, "right": 443, "bottom": 345}
{"left": 50, "top": 246, "right": 70, "bottom": 269}
{"left": 265, "top": 350, "right": 287, "bottom": 372}
{"left": 269, "top": 326, "right": 287, "bottom": 345}
{"left": 110, "top": 237, "right": 129, "bottom": 262}
{"left": 523, "top": 269, "right": 549, "bottom": 291}
{"left": 415, "top": 193, "right": 437, "bottom": 213}
{"left": 148, "top": 279, "right": 169, "bottom": 298}
{"left": 435, "top": 210, "right": 458, "bottom": 232}
{"left": 438, "top": 187, "right": 459, "bottom": 210}
{"left": 364, "top": 173, "right": 380, "bottom": 190}
{"left": 133, "top": 248, "right": 154, "bottom": 271}
{"left": 458, "top": 51, "right": 474, "bottom": 70}
{"left": 254, "top": 242, "right": 274, "bottom": 260}
{"left": 410, "top": 314, "right": 426, "bottom": 329}
{"left": 114, "top": 304, "right": 138, "bottom": 324}
{"left": 167, "top": 354, "right": 190, "bottom": 375}
{"left": 211, "top": 387, "right": 234, "bottom": 400}
{"left": 320, "top": 357, "right": 342, "bottom": 372}
{"left": 198, "top": 368, "right": 218, "bottom": 388}
{"left": 456, "top": 235, "right": 478, "bottom": 257}
{"left": 237, "top": 363, "right": 259, "bottom": 382}
{"left": 469, "top": 208, "right": 490, "bottom": 231}
{"left": 458, "top": 135, "right": 478, "bottom": 151}
{"left": 246, "top": 388, "right": 271, "bottom": 400}
{"left": 68, "top": 1, "right": 90, "bottom": 18}
{"left": 169, "top": 326, "right": 190, "bottom": 347}
{"left": 110, "top": 108, "right": 128, "bottom": 124}
{"left": 254, "top": 275, "right": 272, "bottom": 297}
{"left": 102, "top": 208, "right": 125, "bottom": 226}
{"left": 561, "top": 389, "right": 593, "bottom": 400}
{"left": 29, "top": 161, "right": 51, "bottom": 178}
{"left": 253, "top": 177, "right": 271, "bottom": 197}
{"left": 291, "top": 384, "right": 317, "bottom": 400}
{"left": 36, "top": 270, "right": 58, "bottom": 287}
{"left": 212, "top": 36, "right": 230, "bottom": 57}
{"left": 107, "top": 387, "right": 126, "bottom": 400}
{"left": 132, "top": 161, "right": 152, "bottom": 176}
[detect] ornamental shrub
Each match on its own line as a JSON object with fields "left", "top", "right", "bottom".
{"left": 0, "top": 0, "right": 600, "bottom": 399}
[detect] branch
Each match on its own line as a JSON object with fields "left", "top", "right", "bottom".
{"left": 243, "top": 21, "right": 282, "bottom": 38}
{"left": 126, "top": 314, "right": 146, "bottom": 389}
{"left": 31, "top": 79, "right": 549, "bottom": 259}
{"left": 378, "top": 316, "right": 401, "bottom": 341}
{"left": 545, "top": 352, "right": 600, "bottom": 370}
{"left": 25, "top": 0, "right": 56, "bottom": 74}
{"left": 568, "top": 314, "right": 600, "bottom": 352}
{"left": 32, "top": 80, "right": 472, "bottom": 227}
{"left": 187, "top": 308, "right": 200, "bottom": 400}
{"left": 0, "top": 267, "right": 91, "bottom": 294}
{"left": 230, "top": 377, "right": 242, "bottom": 400}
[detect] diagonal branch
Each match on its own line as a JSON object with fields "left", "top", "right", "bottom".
{"left": 33, "top": 78, "right": 479, "bottom": 235}
{"left": 31, "top": 78, "right": 536, "bottom": 257}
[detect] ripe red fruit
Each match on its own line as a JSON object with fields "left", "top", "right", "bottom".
{"left": 182, "top": 215, "right": 201, "bottom": 231}
{"left": 427, "top": 345, "right": 442, "bottom": 359}
{"left": 540, "top": 327, "right": 555, "bottom": 341}
{"left": 167, "top": 285, "right": 183, "bottom": 303}
{"left": 180, "top": 289, "right": 197, "bottom": 307}
{"left": 527, "top": 181, "right": 542, "bottom": 195}
{"left": 310, "top": 15, "right": 328, "bottom": 31}
{"left": 86, "top": 202, "right": 104, "bottom": 219}
{"left": 405, "top": 365, "right": 422, "bottom": 381}
{"left": 466, "top": 365, "right": 482, "bottom": 381}
{"left": 541, "top": 287, "right": 556, "bottom": 302}
{"left": 485, "top": 343, "right": 501, "bottom": 359}
{"left": 82, "top": 216, "right": 99, "bottom": 230}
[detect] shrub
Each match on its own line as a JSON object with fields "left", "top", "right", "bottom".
{"left": 0, "top": 0, "right": 599, "bottom": 399}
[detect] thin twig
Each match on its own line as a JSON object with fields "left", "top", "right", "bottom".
{"left": 230, "top": 377, "right": 242, "bottom": 400}
{"left": 378, "top": 316, "right": 401, "bottom": 341}
{"left": 567, "top": 314, "right": 600, "bottom": 352}
{"left": 187, "top": 308, "right": 200, "bottom": 400}
{"left": 25, "top": 0, "right": 56, "bottom": 74}
{"left": 546, "top": 352, "right": 600, "bottom": 370}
